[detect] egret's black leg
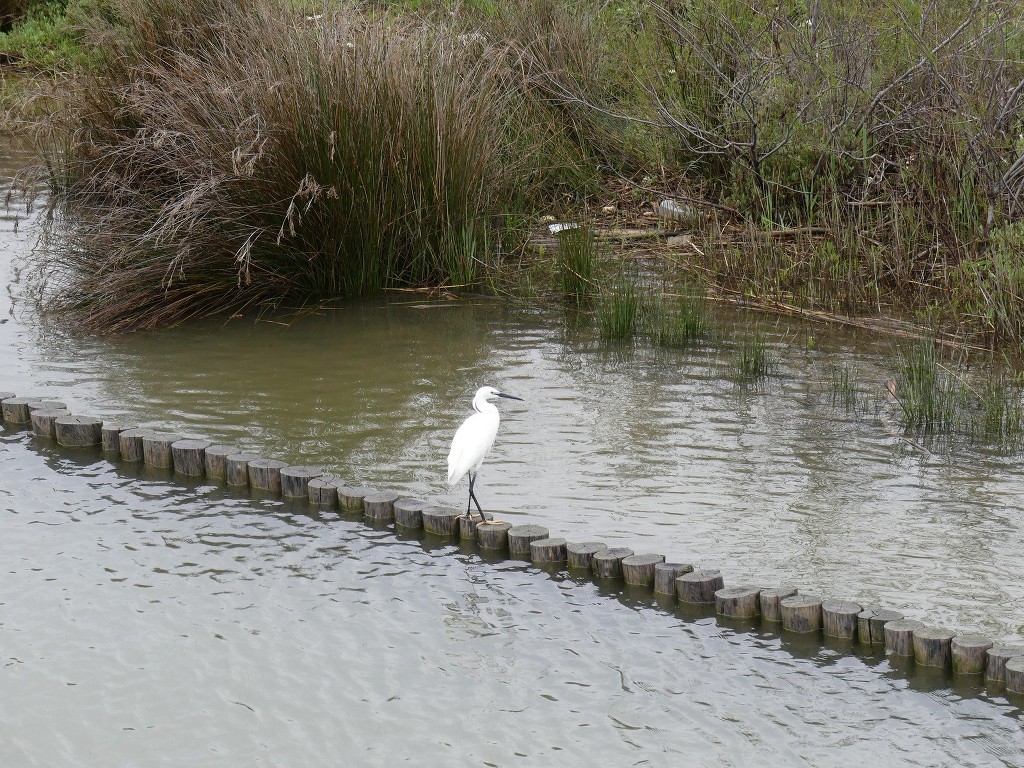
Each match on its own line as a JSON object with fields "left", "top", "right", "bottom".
{"left": 468, "top": 472, "right": 485, "bottom": 521}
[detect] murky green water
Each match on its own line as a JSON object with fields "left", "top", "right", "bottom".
{"left": 3, "top": 146, "right": 1024, "bottom": 765}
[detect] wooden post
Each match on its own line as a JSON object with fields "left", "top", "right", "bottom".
{"left": 912, "top": 626, "right": 955, "bottom": 669}
{"left": 118, "top": 429, "right": 154, "bottom": 462}
{"left": 621, "top": 554, "right": 666, "bottom": 586}
{"left": 869, "top": 609, "right": 903, "bottom": 646}
{"left": 171, "top": 439, "right": 211, "bottom": 476}
{"left": 985, "top": 646, "right": 1024, "bottom": 684}
{"left": 458, "top": 513, "right": 492, "bottom": 540}
{"left": 760, "top": 587, "right": 798, "bottom": 623}
{"left": 1006, "top": 658, "right": 1024, "bottom": 695}
{"left": 715, "top": 586, "right": 761, "bottom": 618}
{"left": 55, "top": 416, "right": 103, "bottom": 447}
{"left": 422, "top": 505, "right": 460, "bottom": 536}
{"left": 508, "top": 525, "right": 550, "bottom": 557}
{"left": 951, "top": 634, "right": 993, "bottom": 675}
{"left": 2, "top": 398, "right": 36, "bottom": 424}
{"left": 0, "top": 392, "right": 15, "bottom": 409}
{"left": 101, "top": 424, "right": 136, "bottom": 454}
{"left": 780, "top": 595, "right": 822, "bottom": 633}
{"left": 248, "top": 459, "right": 288, "bottom": 493}
{"left": 654, "top": 563, "right": 693, "bottom": 595}
{"left": 225, "top": 453, "right": 260, "bottom": 486}
{"left": 204, "top": 445, "right": 234, "bottom": 480}
{"left": 592, "top": 547, "right": 634, "bottom": 579}
{"left": 364, "top": 490, "right": 400, "bottom": 522}
{"left": 393, "top": 497, "right": 427, "bottom": 529}
{"left": 477, "top": 521, "right": 513, "bottom": 551}
{"left": 531, "top": 537, "right": 568, "bottom": 564}
{"left": 31, "top": 408, "right": 70, "bottom": 438}
{"left": 142, "top": 432, "right": 184, "bottom": 467}
{"left": 567, "top": 542, "right": 608, "bottom": 570}
{"left": 822, "top": 600, "right": 862, "bottom": 640}
{"left": 28, "top": 400, "right": 66, "bottom": 413}
{"left": 883, "top": 619, "right": 924, "bottom": 657}
{"left": 676, "top": 569, "right": 724, "bottom": 604}
{"left": 337, "top": 486, "right": 376, "bottom": 513}
{"left": 308, "top": 476, "right": 341, "bottom": 507}
{"left": 280, "top": 466, "right": 322, "bottom": 498}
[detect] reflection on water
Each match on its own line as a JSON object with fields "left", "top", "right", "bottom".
{"left": 3, "top": 146, "right": 1024, "bottom": 766}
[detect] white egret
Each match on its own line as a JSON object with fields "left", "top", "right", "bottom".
{"left": 447, "top": 386, "right": 523, "bottom": 523}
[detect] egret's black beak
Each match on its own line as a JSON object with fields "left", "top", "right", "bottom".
{"left": 498, "top": 392, "right": 524, "bottom": 401}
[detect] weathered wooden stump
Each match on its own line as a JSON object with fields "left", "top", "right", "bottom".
{"left": 1006, "top": 658, "right": 1024, "bottom": 694}
{"left": 142, "top": 432, "right": 183, "bottom": 467}
{"left": 280, "top": 466, "right": 322, "bottom": 498}
{"left": 477, "top": 521, "right": 513, "bottom": 550}
{"left": 31, "top": 408, "right": 70, "bottom": 438}
{"left": 307, "top": 475, "right": 340, "bottom": 506}
{"left": 715, "top": 586, "right": 761, "bottom": 618}
{"left": 0, "top": 392, "right": 15, "bottom": 405}
{"left": 27, "top": 399, "right": 66, "bottom": 413}
{"left": 883, "top": 619, "right": 925, "bottom": 657}
{"left": 508, "top": 525, "right": 550, "bottom": 557}
{"left": 912, "top": 626, "right": 956, "bottom": 669}
{"left": 592, "top": 547, "right": 634, "bottom": 579}
{"left": 985, "top": 646, "right": 1024, "bottom": 683}
{"left": 868, "top": 609, "right": 903, "bottom": 646}
{"left": 654, "top": 562, "right": 694, "bottom": 595}
{"left": 951, "top": 634, "right": 993, "bottom": 675}
{"left": 759, "top": 587, "right": 798, "bottom": 622}
{"left": 621, "top": 554, "right": 666, "bottom": 586}
{"left": 458, "top": 513, "right": 492, "bottom": 540}
{"left": 422, "top": 505, "right": 460, "bottom": 536}
{"left": 337, "top": 486, "right": 376, "bottom": 512}
{"left": 393, "top": 497, "right": 428, "bottom": 528}
{"left": 822, "top": 600, "right": 862, "bottom": 640}
{"left": 248, "top": 459, "right": 288, "bottom": 493}
{"left": 364, "top": 490, "right": 400, "bottom": 522}
{"left": 857, "top": 610, "right": 875, "bottom": 645}
{"left": 101, "top": 424, "right": 136, "bottom": 454}
{"left": 530, "top": 537, "right": 568, "bottom": 564}
{"left": 203, "top": 445, "right": 234, "bottom": 479}
{"left": 780, "top": 595, "right": 823, "bottom": 633}
{"left": 171, "top": 439, "right": 211, "bottom": 476}
{"left": 676, "top": 569, "right": 724, "bottom": 604}
{"left": 567, "top": 542, "right": 608, "bottom": 570}
{"left": 225, "top": 453, "right": 260, "bottom": 486}
{"left": 118, "top": 428, "right": 154, "bottom": 462}
{"left": 2, "top": 397, "right": 36, "bottom": 424}
{"left": 55, "top": 415, "right": 103, "bottom": 447}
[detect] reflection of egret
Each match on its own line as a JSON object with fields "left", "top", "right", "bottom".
{"left": 447, "top": 386, "right": 523, "bottom": 523}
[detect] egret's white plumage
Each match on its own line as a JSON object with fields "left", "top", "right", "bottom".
{"left": 447, "top": 386, "right": 523, "bottom": 521}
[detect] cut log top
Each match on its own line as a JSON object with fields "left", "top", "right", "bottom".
{"left": 248, "top": 458, "right": 288, "bottom": 470}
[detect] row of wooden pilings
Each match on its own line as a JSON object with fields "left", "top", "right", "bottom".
{"left": 3, "top": 390, "right": 1024, "bottom": 695}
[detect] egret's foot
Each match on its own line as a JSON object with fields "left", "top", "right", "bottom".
{"left": 479, "top": 517, "right": 505, "bottom": 526}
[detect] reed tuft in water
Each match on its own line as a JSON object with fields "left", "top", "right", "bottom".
{"left": 653, "top": 288, "right": 712, "bottom": 348}
{"left": 596, "top": 280, "right": 642, "bottom": 341}
{"left": 735, "top": 330, "right": 774, "bottom": 382}
{"left": 33, "top": 0, "right": 562, "bottom": 332}
{"left": 558, "top": 225, "right": 599, "bottom": 304}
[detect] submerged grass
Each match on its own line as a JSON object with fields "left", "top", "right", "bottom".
{"left": 653, "top": 288, "right": 712, "bottom": 349}
{"left": 596, "top": 280, "right": 642, "bottom": 341}
{"left": 557, "top": 225, "right": 599, "bottom": 304}
{"left": 734, "top": 331, "right": 774, "bottom": 382}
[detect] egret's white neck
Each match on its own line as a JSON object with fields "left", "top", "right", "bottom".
{"left": 473, "top": 395, "right": 498, "bottom": 415}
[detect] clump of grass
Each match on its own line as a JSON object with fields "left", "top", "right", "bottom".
{"left": 829, "top": 363, "right": 862, "bottom": 411}
{"left": 653, "top": 288, "right": 712, "bottom": 348}
{"left": 596, "top": 280, "right": 642, "bottom": 341}
{"left": 735, "top": 330, "right": 774, "bottom": 382}
{"left": 33, "top": 0, "right": 574, "bottom": 332}
{"left": 891, "top": 342, "right": 961, "bottom": 433}
{"left": 975, "top": 374, "right": 1024, "bottom": 446}
{"left": 558, "top": 225, "right": 599, "bottom": 303}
